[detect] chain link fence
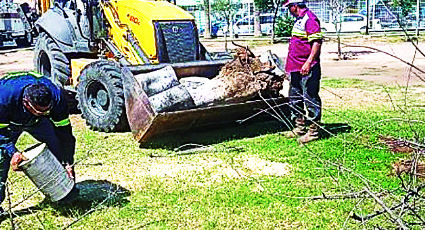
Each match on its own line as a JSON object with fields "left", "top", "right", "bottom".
{"left": 180, "top": 0, "right": 425, "bottom": 36}
{"left": 307, "top": 0, "right": 425, "bottom": 32}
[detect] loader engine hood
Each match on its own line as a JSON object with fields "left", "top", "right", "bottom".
{"left": 115, "top": 0, "right": 200, "bottom": 63}
{"left": 116, "top": 0, "right": 195, "bottom": 21}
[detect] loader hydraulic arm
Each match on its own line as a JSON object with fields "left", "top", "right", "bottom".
{"left": 100, "top": 0, "right": 146, "bottom": 65}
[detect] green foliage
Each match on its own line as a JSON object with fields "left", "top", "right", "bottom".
{"left": 253, "top": 0, "right": 273, "bottom": 11}
{"left": 274, "top": 14, "right": 294, "bottom": 37}
{"left": 211, "top": 0, "right": 241, "bottom": 27}
{"left": 390, "top": 0, "right": 416, "bottom": 17}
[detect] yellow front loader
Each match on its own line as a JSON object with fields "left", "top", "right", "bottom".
{"left": 33, "top": 0, "right": 286, "bottom": 143}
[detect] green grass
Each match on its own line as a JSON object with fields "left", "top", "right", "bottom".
{"left": 1, "top": 79, "right": 425, "bottom": 229}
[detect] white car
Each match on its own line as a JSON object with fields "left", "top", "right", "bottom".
{"left": 321, "top": 14, "right": 381, "bottom": 33}
{"left": 233, "top": 13, "right": 276, "bottom": 36}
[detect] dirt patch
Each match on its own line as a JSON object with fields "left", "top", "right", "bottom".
{"left": 143, "top": 155, "right": 291, "bottom": 179}
{"left": 70, "top": 114, "right": 88, "bottom": 131}
{"left": 320, "top": 87, "right": 391, "bottom": 109}
{"left": 85, "top": 155, "right": 292, "bottom": 190}
{"left": 2, "top": 39, "right": 425, "bottom": 87}
{"left": 0, "top": 48, "right": 34, "bottom": 75}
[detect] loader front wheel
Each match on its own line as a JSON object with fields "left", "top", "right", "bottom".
{"left": 76, "top": 60, "right": 129, "bottom": 132}
{"left": 34, "top": 32, "right": 70, "bottom": 85}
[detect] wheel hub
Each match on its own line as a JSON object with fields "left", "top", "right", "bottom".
{"left": 87, "top": 81, "right": 109, "bottom": 115}
{"left": 96, "top": 90, "right": 108, "bottom": 107}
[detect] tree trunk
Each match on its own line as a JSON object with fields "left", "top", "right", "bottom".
{"left": 204, "top": 0, "right": 212, "bottom": 39}
{"left": 254, "top": 7, "right": 261, "bottom": 37}
{"left": 337, "top": 33, "right": 342, "bottom": 60}
{"left": 271, "top": 4, "right": 280, "bottom": 44}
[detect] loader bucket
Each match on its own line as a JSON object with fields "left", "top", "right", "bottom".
{"left": 134, "top": 97, "right": 288, "bottom": 143}
{"left": 122, "top": 61, "right": 288, "bottom": 144}
{"left": 127, "top": 59, "right": 230, "bottom": 79}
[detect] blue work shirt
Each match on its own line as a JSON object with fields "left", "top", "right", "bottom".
{"left": 0, "top": 72, "right": 71, "bottom": 157}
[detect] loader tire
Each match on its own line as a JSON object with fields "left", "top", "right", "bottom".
{"left": 76, "top": 60, "right": 129, "bottom": 132}
{"left": 34, "top": 32, "right": 70, "bottom": 85}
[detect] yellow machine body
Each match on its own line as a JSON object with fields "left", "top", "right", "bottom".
{"left": 101, "top": 0, "right": 196, "bottom": 65}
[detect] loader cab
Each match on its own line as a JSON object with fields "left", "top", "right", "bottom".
{"left": 62, "top": 0, "right": 105, "bottom": 41}
{"left": 154, "top": 20, "right": 203, "bottom": 63}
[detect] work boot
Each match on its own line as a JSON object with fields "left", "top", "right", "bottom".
{"left": 298, "top": 124, "right": 320, "bottom": 144}
{"left": 285, "top": 118, "right": 307, "bottom": 138}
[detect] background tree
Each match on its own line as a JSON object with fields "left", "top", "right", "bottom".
{"left": 390, "top": 0, "right": 416, "bottom": 17}
{"left": 254, "top": 0, "right": 283, "bottom": 42}
{"left": 196, "top": 0, "right": 212, "bottom": 39}
{"left": 328, "top": 0, "right": 357, "bottom": 60}
{"left": 253, "top": 3, "right": 261, "bottom": 37}
{"left": 274, "top": 15, "right": 294, "bottom": 37}
{"left": 211, "top": 0, "right": 241, "bottom": 49}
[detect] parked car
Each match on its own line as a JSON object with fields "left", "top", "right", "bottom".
{"left": 0, "top": 2, "right": 37, "bottom": 47}
{"left": 233, "top": 13, "right": 278, "bottom": 36}
{"left": 321, "top": 13, "right": 381, "bottom": 33}
{"left": 212, "top": 21, "right": 228, "bottom": 37}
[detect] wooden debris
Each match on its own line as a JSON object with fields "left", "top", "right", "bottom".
{"left": 379, "top": 136, "right": 417, "bottom": 153}
{"left": 392, "top": 160, "right": 425, "bottom": 177}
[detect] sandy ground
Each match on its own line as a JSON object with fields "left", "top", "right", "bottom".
{"left": 4, "top": 39, "right": 425, "bottom": 87}
{"left": 203, "top": 39, "right": 425, "bottom": 86}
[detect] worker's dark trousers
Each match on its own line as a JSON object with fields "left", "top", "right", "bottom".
{"left": 288, "top": 63, "right": 322, "bottom": 125}
{"left": 0, "top": 118, "right": 75, "bottom": 205}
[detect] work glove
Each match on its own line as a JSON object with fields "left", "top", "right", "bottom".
{"left": 11, "top": 152, "right": 28, "bottom": 171}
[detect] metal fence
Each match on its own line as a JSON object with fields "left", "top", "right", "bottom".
{"left": 180, "top": 0, "right": 425, "bottom": 35}
{"left": 306, "top": 0, "right": 425, "bottom": 31}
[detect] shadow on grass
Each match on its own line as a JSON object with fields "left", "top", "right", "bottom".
{"left": 6, "top": 180, "right": 130, "bottom": 219}
{"left": 321, "top": 123, "right": 352, "bottom": 139}
{"left": 141, "top": 119, "right": 352, "bottom": 150}
{"left": 141, "top": 118, "right": 287, "bottom": 150}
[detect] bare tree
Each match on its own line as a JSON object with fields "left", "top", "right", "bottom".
{"left": 254, "top": 0, "right": 284, "bottom": 43}
{"left": 327, "top": 0, "right": 357, "bottom": 60}
{"left": 211, "top": 0, "right": 241, "bottom": 50}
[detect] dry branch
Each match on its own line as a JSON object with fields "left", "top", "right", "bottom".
{"left": 364, "top": 187, "right": 409, "bottom": 230}
{"left": 286, "top": 189, "right": 386, "bottom": 200}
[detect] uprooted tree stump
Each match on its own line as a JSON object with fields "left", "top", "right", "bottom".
{"left": 183, "top": 45, "right": 287, "bottom": 107}
{"left": 215, "top": 46, "right": 285, "bottom": 99}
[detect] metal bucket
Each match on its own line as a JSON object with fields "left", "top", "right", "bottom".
{"left": 19, "top": 143, "right": 75, "bottom": 202}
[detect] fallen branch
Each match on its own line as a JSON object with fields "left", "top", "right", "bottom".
{"left": 285, "top": 189, "right": 386, "bottom": 200}
{"left": 351, "top": 202, "right": 404, "bottom": 221}
{"left": 364, "top": 187, "right": 409, "bottom": 230}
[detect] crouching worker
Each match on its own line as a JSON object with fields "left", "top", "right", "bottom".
{"left": 0, "top": 71, "right": 77, "bottom": 212}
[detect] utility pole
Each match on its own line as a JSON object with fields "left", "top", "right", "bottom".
{"left": 416, "top": 0, "right": 420, "bottom": 36}
{"left": 366, "top": 0, "right": 369, "bottom": 35}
